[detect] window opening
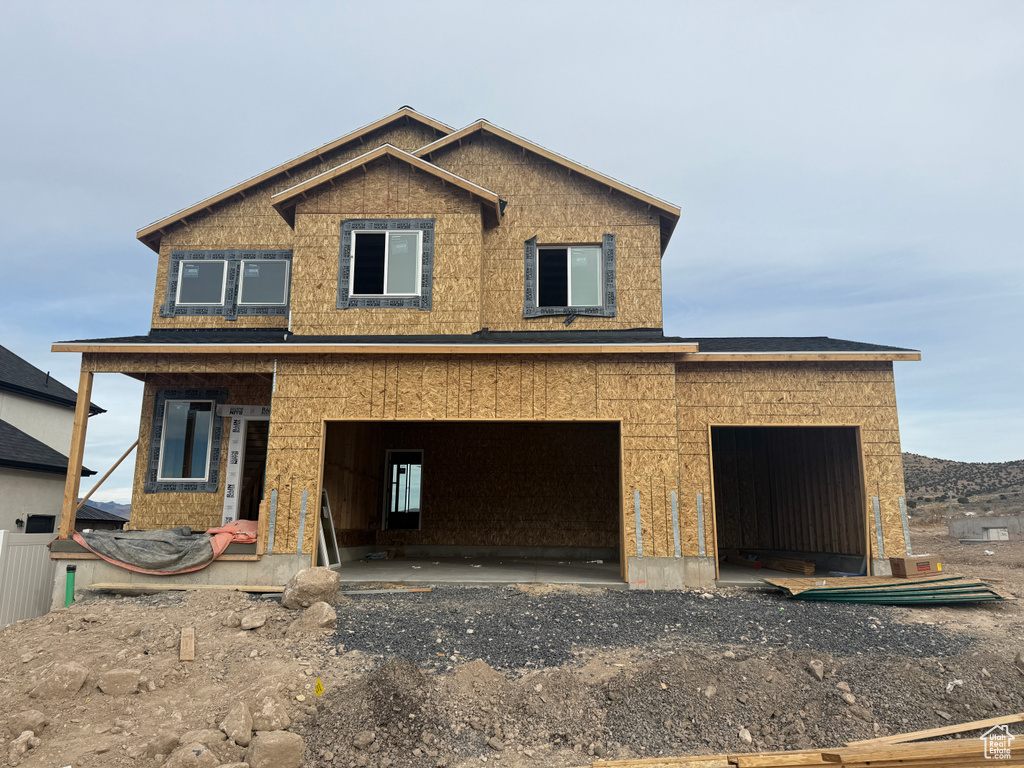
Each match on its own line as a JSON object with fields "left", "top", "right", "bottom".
{"left": 384, "top": 449, "right": 422, "bottom": 531}
{"left": 238, "top": 260, "right": 290, "bottom": 305}
{"left": 351, "top": 230, "right": 423, "bottom": 297}
{"left": 158, "top": 400, "right": 214, "bottom": 481}
{"left": 176, "top": 260, "right": 227, "bottom": 305}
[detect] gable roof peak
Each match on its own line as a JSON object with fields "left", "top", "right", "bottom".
{"left": 136, "top": 107, "right": 454, "bottom": 252}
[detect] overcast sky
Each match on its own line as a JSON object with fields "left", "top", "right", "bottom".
{"left": 1, "top": 1, "right": 1021, "bottom": 504}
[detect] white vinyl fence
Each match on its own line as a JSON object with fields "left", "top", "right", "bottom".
{"left": 0, "top": 531, "right": 58, "bottom": 628}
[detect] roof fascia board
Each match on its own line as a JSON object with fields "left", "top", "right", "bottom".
{"left": 53, "top": 342, "right": 700, "bottom": 356}
{"left": 414, "top": 120, "right": 681, "bottom": 247}
{"left": 136, "top": 107, "right": 454, "bottom": 251}
{"left": 270, "top": 145, "right": 503, "bottom": 226}
{"left": 680, "top": 352, "right": 921, "bottom": 362}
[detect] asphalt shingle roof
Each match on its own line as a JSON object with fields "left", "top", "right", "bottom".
{"left": 0, "top": 418, "right": 94, "bottom": 476}
{"left": 56, "top": 328, "right": 917, "bottom": 353}
{"left": 0, "top": 344, "right": 104, "bottom": 413}
{"left": 76, "top": 503, "right": 128, "bottom": 522}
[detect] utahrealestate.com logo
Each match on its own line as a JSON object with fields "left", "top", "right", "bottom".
{"left": 981, "top": 724, "right": 1015, "bottom": 760}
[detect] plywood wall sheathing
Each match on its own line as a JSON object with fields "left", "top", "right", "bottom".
{"left": 150, "top": 121, "right": 442, "bottom": 329}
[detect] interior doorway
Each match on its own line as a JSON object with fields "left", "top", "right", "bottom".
{"left": 238, "top": 420, "right": 269, "bottom": 521}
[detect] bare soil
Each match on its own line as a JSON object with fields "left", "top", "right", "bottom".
{"left": 1, "top": 528, "right": 1022, "bottom": 768}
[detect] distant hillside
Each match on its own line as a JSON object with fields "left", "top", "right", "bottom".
{"left": 78, "top": 500, "right": 130, "bottom": 519}
{"left": 902, "top": 453, "right": 1024, "bottom": 499}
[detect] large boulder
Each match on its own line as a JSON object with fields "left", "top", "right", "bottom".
{"left": 285, "top": 601, "right": 337, "bottom": 638}
{"left": 146, "top": 729, "right": 180, "bottom": 758}
{"left": 220, "top": 701, "right": 254, "bottom": 746}
{"left": 30, "top": 662, "right": 89, "bottom": 699}
{"left": 281, "top": 567, "right": 339, "bottom": 610}
{"left": 162, "top": 742, "right": 219, "bottom": 768}
{"left": 97, "top": 668, "right": 141, "bottom": 695}
{"left": 246, "top": 730, "right": 304, "bottom": 768}
{"left": 251, "top": 696, "right": 290, "bottom": 732}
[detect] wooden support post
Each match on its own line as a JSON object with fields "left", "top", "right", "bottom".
{"left": 58, "top": 370, "right": 94, "bottom": 539}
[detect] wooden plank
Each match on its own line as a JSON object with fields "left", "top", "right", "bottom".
{"left": 53, "top": 342, "right": 701, "bottom": 356}
{"left": 179, "top": 627, "right": 195, "bottom": 662}
{"left": 845, "top": 712, "right": 1024, "bottom": 747}
{"left": 58, "top": 370, "right": 93, "bottom": 539}
{"left": 822, "top": 738, "right": 1014, "bottom": 762}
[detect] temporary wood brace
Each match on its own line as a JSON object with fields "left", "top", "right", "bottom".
{"left": 872, "top": 496, "right": 884, "bottom": 559}
{"left": 696, "top": 493, "right": 706, "bottom": 557}
{"left": 75, "top": 439, "right": 139, "bottom": 513}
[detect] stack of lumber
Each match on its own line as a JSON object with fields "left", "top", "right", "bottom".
{"left": 760, "top": 575, "right": 1014, "bottom": 604}
{"left": 592, "top": 712, "right": 1024, "bottom": 766}
{"left": 722, "top": 551, "right": 816, "bottom": 575}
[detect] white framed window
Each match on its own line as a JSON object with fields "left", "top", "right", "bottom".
{"left": 349, "top": 230, "right": 423, "bottom": 298}
{"left": 537, "top": 245, "right": 602, "bottom": 308}
{"left": 238, "top": 259, "right": 290, "bottom": 306}
{"left": 383, "top": 449, "right": 423, "bottom": 531}
{"left": 157, "top": 400, "right": 215, "bottom": 482}
{"left": 175, "top": 260, "right": 228, "bottom": 306}
{"left": 523, "top": 234, "right": 616, "bottom": 318}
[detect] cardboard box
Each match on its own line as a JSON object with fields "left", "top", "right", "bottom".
{"left": 890, "top": 556, "right": 943, "bottom": 578}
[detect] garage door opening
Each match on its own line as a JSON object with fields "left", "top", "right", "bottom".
{"left": 710, "top": 426, "right": 866, "bottom": 582}
{"left": 319, "top": 420, "right": 623, "bottom": 585}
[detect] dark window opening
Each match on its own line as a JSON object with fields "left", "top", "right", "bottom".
{"left": 352, "top": 233, "right": 387, "bottom": 295}
{"left": 25, "top": 515, "right": 55, "bottom": 534}
{"left": 384, "top": 450, "right": 422, "bottom": 531}
{"left": 538, "top": 248, "right": 569, "bottom": 307}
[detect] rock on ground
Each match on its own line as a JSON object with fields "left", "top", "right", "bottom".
{"left": 97, "top": 668, "right": 141, "bottom": 695}
{"left": 8, "top": 731, "right": 41, "bottom": 767}
{"left": 29, "top": 661, "right": 89, "bottom": 699}
{"left": 285, "top": 601, "right": 337, "bottom": 637}
{"left": 246, "top": 730, "right": 304, "bottom": 768}
{"left": 251, "top": 696, "right": 291, "bottom": 731}
{"left": 8, "top": 710, "right": 48, "bottom": 737}
{"left": 221, "top": 701, "right": 254, "bottom": 746}
{"left": 163, "top": 742, "right": 220, "bottom": 768}
{"left": 281, "top": 567, "right": 340, "bottom": 610}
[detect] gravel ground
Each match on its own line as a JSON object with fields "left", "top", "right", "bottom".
{"left": 328, "top": 584, "right": 972, "bottom": 673}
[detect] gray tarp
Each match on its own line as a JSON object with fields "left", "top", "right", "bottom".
{"left": 77, "top": 527, "right": 215, "bottom": 573}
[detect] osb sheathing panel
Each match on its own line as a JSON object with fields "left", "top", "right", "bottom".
{"left": 149, "top": 121, "right": 443, "bottom": 329}
{"left": 287, "top": 159, "right": 484, "bottom": 336}
{"left": 82, "top": 353, "right": 276, "bottom": 375}
{"left": 427, "top": 134, "right": 665, "bottom": 332}
{"left": 265, "top": 354, "right": 679, "bottom": 556}
{"left": 675, "top": 361, "right": 907, "bottom": 559}
{"left": 352, "top": 422, "right": 622, "bottom": 548}
{"left": 128, "top": 376, "right": 273, "bottom": 532}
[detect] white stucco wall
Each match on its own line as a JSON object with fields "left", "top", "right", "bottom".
{"left": 0, "top": 467, "right": 64, "bottom": 532}
{"left": 0, "top": 391, "right": 75, "bottom": 455}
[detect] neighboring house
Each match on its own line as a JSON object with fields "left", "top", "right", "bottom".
{"left": 0, "top": 346, "right": 101, "bottom": 627}
{"left": 0, "top": 345, "right": 100, "bottom": 533}
{"left": 75, "top": 503, "right": 128, "bottom": 532}
{"left": 52, "top": 108, "right": 920, "bottom": 590}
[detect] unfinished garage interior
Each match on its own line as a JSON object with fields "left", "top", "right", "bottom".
{"left": 322, "top": 420, "right": 622, "bottom": 561}
{"left": 710, "top": 426, "right": 868, "bottom": 578}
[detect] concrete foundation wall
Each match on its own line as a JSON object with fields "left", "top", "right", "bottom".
{"left": 51, "top": 553, "right": 313, "bottom": 610}
{"left": 948, "top": 516, "right": 1024, "bottom": 541}
{"left": 626, "top": 556, "right": 715, "bottom": 590}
